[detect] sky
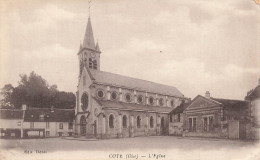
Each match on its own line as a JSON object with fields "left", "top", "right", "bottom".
{"left": 0, "top": 0, "right": 259, "bottom": 100}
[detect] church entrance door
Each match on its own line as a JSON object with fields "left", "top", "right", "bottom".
{"left": 161, "top": 117, "right": 166, "bottom": 135}
{"left": 80, "top": 116, "right": 87, "bottom": 136}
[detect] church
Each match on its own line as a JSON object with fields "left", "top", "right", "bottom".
{"left": 74, "top": 16, "right": 188, "bottom": 139}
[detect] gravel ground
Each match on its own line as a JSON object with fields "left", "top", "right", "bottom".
{"left": 0, "top": 136, "right": 257, "bottom": 152}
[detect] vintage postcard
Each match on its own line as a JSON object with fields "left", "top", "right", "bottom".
{"left": 0, "top": 0, "right": 260, "bottom": 160}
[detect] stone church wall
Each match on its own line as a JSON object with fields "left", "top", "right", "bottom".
{"left": 99, "top": 109, "right": 168, "bottom": 139}
{"left": 90, "top": 83, "right": 184, "bottom": 109}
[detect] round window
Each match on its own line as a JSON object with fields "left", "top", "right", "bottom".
{"left": 97, "top": 90, "right": 104, "bottom": 98}
{"left": 137, "top": 95, "right": 144, "bottom": 103}
{"left": 125, "top": 93, "right": 132, "bottom": 102}
{"left": 159, "top": 98, "right": 164, "bottom": 106}
{"left": 111, "top": 92, "right": 118, "bottom": 100}
{"left": 149, "top": 97, "right": 154, "bottom": 105}
{"left": 81, "top": 93, "right": 89, "bottom": 111}
{"left": 171, "top": 100, "right": 175, "bottom": 107}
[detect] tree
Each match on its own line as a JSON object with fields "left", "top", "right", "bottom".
{"left": 0, "top": 71, "right": 75, "bottom": 109}
{"left": 0, "top": 84, "right": 14, "bottom": 108}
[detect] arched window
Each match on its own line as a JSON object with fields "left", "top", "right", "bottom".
{"left": 150, "top": 116, "right": 154, "bottom": 128}
{"left": 137, "top": 116, "right": 141, "bottom": 128}
{"left": 93, "top": 60, "right": 97, "bottom": 69}
{"left": 89, "top": 58, "right": 93, "bottom": 68}
{"left": 81, "top": 93, "right": 89, "bottom": 111}
{"left": 123, "top": 115, "right": 127, "bottom": 128}
{"left": 109, "top": 114, "right": 114, "bottom": 128}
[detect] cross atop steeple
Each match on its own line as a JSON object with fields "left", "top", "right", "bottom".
{"left": 78, "top": 1, "right": 101, "bottom": 74}
{"left": 88, "top": 0, "right": 92, "bottom": 18}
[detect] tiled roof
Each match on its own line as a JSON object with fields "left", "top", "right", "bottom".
{"left": 246, "top": 85, "right": 260, "bottom": 100}
{"left": 210, "top": 98, "right": 248, "bottom": 108}
{"left": 169, "top": 102, "right": 190, "bottom": 115}
{"left": 0, "top": 110, "right": 23, "bottom": 119}
{"left": 90, "top": 69, "right": 184, "bottom": 97}
{"left": 185, "top": 95, "right": 248, "bottom": 112}
{"left": 24, "top": 108, "right": 75, "bottom": 122}
{"left": 94, "top": 98, "right": 172, "bottom": 113}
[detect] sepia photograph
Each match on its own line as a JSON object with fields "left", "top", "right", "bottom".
{"left": 0, "top": 0, "right": 260, "bottom": 160}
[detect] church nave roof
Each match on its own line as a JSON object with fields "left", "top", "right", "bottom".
{"left": 89, "top": 69, "right": 184, "bottom": 97}
{"left": 93, "top": 98, "right": 172, "bottom": 113}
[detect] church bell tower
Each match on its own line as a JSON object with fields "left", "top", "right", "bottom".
{"left": 78, "top": 17, "right": 101, "bottom": 76}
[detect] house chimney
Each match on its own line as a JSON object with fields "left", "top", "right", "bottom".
{"left": 205, "top": 91, "right": 210, "bottom": 99}
{"left": 22, "top": 104, "right": 27, "bottom": 111}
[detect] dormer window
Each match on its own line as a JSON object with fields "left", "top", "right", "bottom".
{"left": 39, "top": 114, "right": 44, "bottom": 121}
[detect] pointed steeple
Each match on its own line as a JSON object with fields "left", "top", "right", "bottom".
{"left": 95, "top": 41, "right": 101, "bottom": 53}
{"left": 83, "top": 17, "right": 95, "bottom": 50}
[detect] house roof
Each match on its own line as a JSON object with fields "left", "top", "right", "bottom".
{"left": 246, "top": 85, "right": 260, "bottom": 100}
{"left": 0, "top": 110, "right": 23, "bottom": 119}
{"left": 185, "top": 95, "right": 248, "bottom": 112}
{"left": 211, "top": 98, "right": 248, "bottom": 108}
{"left": 89, "top": 69, "right": 184, "bottom": 98}
{"left": 94, "top": 98, "right": 172, "bottom": 113}
{"left": 169, "top": 102, "right": 190, "bottom": 115}
{"left": 24, "top": 108, "right": 75, "bottom": 122}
